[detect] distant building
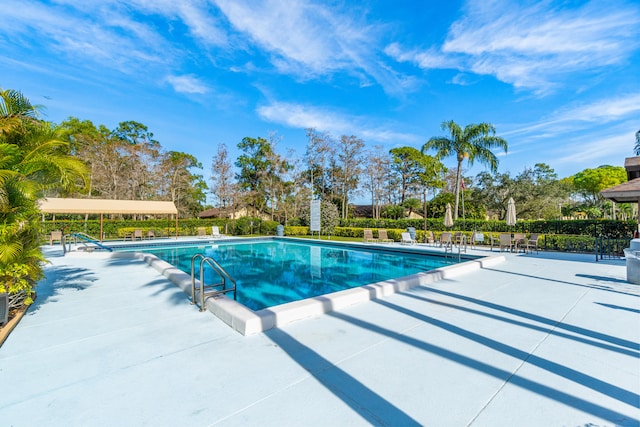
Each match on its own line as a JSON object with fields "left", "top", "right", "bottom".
{"left": 198, "top": 206, "right": 270, "bottom": 220}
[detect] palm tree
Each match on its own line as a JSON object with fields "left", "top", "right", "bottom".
{"left": 634, "top": 129, "right": 640, "bottom": 155}
{"left": 423, "top": 120, "right": 507, "bottom": 219}
{"left": 0, "top": 88, "right": 40, "bottom": 135}
{"left": 0, "top": 88, "right": 88, "bottom": 309}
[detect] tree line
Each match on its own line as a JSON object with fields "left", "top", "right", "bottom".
{"left": 54, "top": 108, "right": 632, "bottom": 224}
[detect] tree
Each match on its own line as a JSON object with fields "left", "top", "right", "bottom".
{"left": 158, "top": 151, "right": 206, "bottom": 217}
{"left": 634, "top": 129, "right": 640, "bottom": 155}
{"left": 335, "top": 135, "right": 364, "bottom": 219}
{"left": 210, "top": 143, "right": 237, "bottom": 210}
{"left": 362, "top": 146, "right": 390, "bottom": 219}
{"left": 423, "top": 120, "right": 508, "bottom": 220}
{"left": 260, "top": 133, "right": 292, "bottom": 221}
{"left": 305, "top": 128, "right": 334, "bottom": 198}
{"left": 235, "top": 136, "right": 274, "bottom": 216}
{"left": 111, "top": 121, "right": 161, "bottom": 201}
{"left": 389, "top": 147, "right": 429, "bottom": 203}
{"left": 0, "top": 89, "right": 88, "bottom": 309}
{"left": 571, "top": 165, "right": 627, "bottom": 205}
{"left": 0, "top": 88, "right": 40, "bottom": 136}
{"left": 473, "top": 163, "right": 570, "bottom": 220}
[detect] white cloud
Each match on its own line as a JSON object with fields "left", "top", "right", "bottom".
{"left": 385, "top": 43, "right": 459, "bottom": 70}
{"left": 257, "top": 101, "right": 418, "bottom": 144}
{"left": 166, "top": 75, "right": 209, "bottom": 94}
{"left": 213, "top": 0, "right": 408, "bottom": 94}
{"left": 503, "top": 92, "right": 640, "bottom": 138}
{"left": 387, "top": 1, "right": 640, "bottom": 94}
{"left": 0, "top": 0, "right": 176, "bottom": 73}
{"left": 443, "top": 0, "right": 640, "bottom": 93}
{"left": 554, "top": 131, "right": 631, "bottom": 166}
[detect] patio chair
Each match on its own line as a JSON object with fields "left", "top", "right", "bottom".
{"left": 401, "top": 232, "right": 416, "bottom": 245}
{"left": 513, "top": 233, "right": 527, "bottom": 252}
{"left": 499, "top": 233, "right": 513, "bottom": 252}
{"left": 470, "top": 232, "right": 485, "bottom": 249}
{"left": 49, "top": 230, "right": 62, "bottom": 245}
{"left": 424, "top": 230, "right": 435, "bottom": 245}
{"left": 525, "top": 233, "right": 540, "bottom": 253}
{"left": 146, "top": 230, "right": 155, "bottom": 239}
{"left": 363, "top": 229, "right": 377, "bottom": 243}
{"left": 133, "top": 229, "right": 143, "bottom": 241}
{"left": 440, "top": 232, "right": 453, "bottom": 251}
{"left": 197, "top": 227, "right": 208, "bottom": 238}
{"left": 377, "top": 229, "right": 393, "bottom": 243}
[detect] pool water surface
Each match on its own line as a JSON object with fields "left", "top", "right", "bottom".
{"left": 139, "top": 239, "right": 461, "bottom": 310}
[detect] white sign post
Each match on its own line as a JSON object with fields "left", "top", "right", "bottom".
{"left": 310, "top": 200, "right": 321, "bottom": 237}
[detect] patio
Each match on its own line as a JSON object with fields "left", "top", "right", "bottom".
{"left": 0, "top": 245, "right": 638, "bottom": 426}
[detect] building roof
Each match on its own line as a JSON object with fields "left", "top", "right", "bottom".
{"left": 39, "top": 198, "right": 178, "bottom": 215}
{"left": 624, "top": 157, "right": 640, "bottom": 180}
{"left": 599, "top": 178, "right": 640, "bottom": 203}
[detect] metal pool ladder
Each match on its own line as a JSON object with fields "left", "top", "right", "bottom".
{"left": 190, "top": 254, "right": 237, "bottom": 312}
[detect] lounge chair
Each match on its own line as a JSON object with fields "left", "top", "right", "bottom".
{"left": 146, "top": 230, "right": 155, "bottom": 239}
{"left": 525, "top": 233, "right": 540, "bottom": 253}
{"left": 363, "top": 229, "right": 377, "bottom": 243}
{"left": 401, "top": 232, "right": 416, "bottom": 245}
{"left": 133, "top": 229, "right": 143, "bottom": 241}
{"left": 49, "top": 230, "right": 62, "bottom": 245}
{"left": 211, "top": 226, "right": 225, "bottom": 238}
{"left": 377, "top": 229, "right": 393, "bottom": 243}
{"left": 197, "top": 227, "right": 208, "bottom": 238}
{"left": 499, "top": 233, "right": 513, "bottom": 252}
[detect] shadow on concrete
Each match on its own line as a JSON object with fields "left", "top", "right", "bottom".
{"left": 417, "top": 286, "right": 638, "bottom": 351}
{"left": 595, "top": 302, "right": 640, "bottom": 314}
{"left": 373, "top": 298, "right": 639, "bottom": 407}
{"left": 576, "top": 273, "right": 629, "bottom": 284}
{"left": 30, "top": 266, "right": 98, "bottom": 314}
{"left": 327, "top": 308, "right": 637, "bottom": 426}
{"left": 483, "top": 267, "right": 638, "bottom": 297}
{"left": 402, "top": 291, "right": 639, "bottom": 358}
{"left": 265, "top": 327, "right": 422, "bottom": 426}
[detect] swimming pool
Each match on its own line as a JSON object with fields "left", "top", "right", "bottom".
{"left": 135, "top": 239, "right": 462, "bottom": 310}
{"left": 108, "top": 237, "right": 502, "bottom": 334}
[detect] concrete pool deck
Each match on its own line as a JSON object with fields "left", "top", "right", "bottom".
{"left": 0, "top": 243, "right": 638, "bottom": 426}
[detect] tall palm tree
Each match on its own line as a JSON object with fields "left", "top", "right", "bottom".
{"left": 423, "top": 120, "right": 508, "bottom": 219}
{"left": 634, "top": 129, "right": 640, "bottom": 155}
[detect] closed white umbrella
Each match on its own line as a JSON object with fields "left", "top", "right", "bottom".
{"left": 506, "top": 197, "right": 517, "bottom": 227}
{"left": 444, "top": 203, "right": 454, "bottom": 227}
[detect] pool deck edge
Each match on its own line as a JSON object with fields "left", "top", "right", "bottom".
{"left": 107, "top": 250, "right": 505, "bottom": 336}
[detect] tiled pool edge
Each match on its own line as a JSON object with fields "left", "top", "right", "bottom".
{"left": 108, "top": 250, "right": 506, "bottom": 336}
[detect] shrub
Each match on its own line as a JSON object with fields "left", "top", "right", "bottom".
{"left": 284, "top": 226, "right": 309, "bottom": 236}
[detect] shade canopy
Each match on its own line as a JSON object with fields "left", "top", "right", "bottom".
{"left": 444, "top": 203, "right": 454, "bottom": 227}
{"left": 599, "top": 178, "right": 640, "bottom": 203}
{"left": 506, "top": 197, "right": 517, "bottom": 227}
{"left": 39, "top": 198, "right": 178, "bottom": 215}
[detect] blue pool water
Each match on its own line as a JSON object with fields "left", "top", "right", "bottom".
{"left": 137, "top": 240, "right": 461, "bottom": 311}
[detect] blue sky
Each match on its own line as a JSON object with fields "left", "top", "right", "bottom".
{"left": 2, "top": 0, "right": 639, "bottom": 202}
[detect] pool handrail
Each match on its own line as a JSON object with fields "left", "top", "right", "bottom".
{"left": 62, "top": 232, "right": 114, "bottom": 253}
{"left": 190, "top": 253, "right": 237, "bottom": 311}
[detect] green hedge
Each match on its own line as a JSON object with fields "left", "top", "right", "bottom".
{"left": 339, "top": 218, "right": 636, "bottom": 237}
{"left": 284, "top": 226, "right": 309, "bottom": 236}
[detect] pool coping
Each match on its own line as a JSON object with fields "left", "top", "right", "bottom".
{"left": 99, "top": 238, "right": 506, "bottom": 335}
